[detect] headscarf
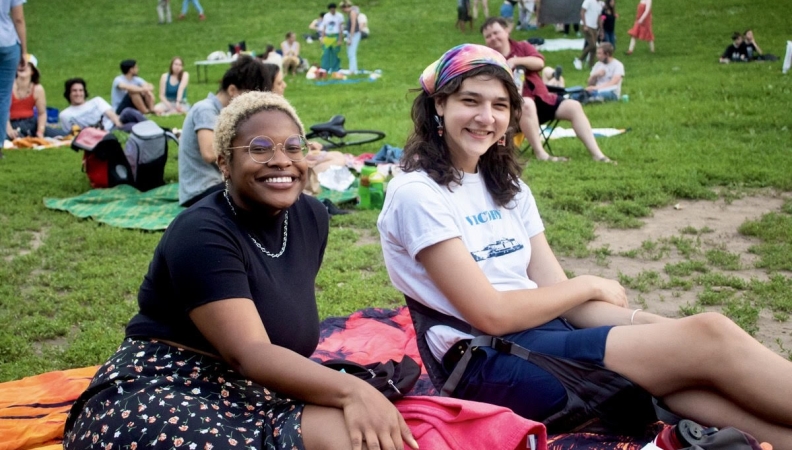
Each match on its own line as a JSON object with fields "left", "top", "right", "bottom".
{"left": 419, "top": 44, "right": 512, "bottom": 95}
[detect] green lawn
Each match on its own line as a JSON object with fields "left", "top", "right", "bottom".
{"left": 1, "top": 0, "right": 791, "bottom": 381}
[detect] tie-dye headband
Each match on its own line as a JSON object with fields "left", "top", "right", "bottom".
{"left": 419, "top": 44, "right": 512, "bottom": 95}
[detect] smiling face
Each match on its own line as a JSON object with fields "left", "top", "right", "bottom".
{"left": 482, "top": 22, "right": 511, "bottom": 56}
{"left": 69, "top": 83, "right": 87, "bottom": 106}
{"left": 434, "top": 75, "right": 511, "bottom": 173}
{"left": 219, "top": 109, "right": 307, "bottom": 215}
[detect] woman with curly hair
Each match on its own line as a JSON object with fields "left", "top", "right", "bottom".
{"left": 378, "top": 43, "right": 792, "bottom": 447}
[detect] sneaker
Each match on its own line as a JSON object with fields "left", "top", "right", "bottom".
{"left": 198, "top": 13, "right": 206, "bottom": 20}
{"left": 306, "top": 37, "right": 314, "bottom": 44}
{"left": 573, "top": 58, "right": 583, "bottom": 70}
{"left": 322, "top": 199, "right": 350, "bottom": 216}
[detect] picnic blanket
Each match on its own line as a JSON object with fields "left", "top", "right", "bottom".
{"left": 547, "top": 126, "right": 629, "bottom": 140}
{"left": 0, "top": 306, "right": 654, "bottom": 450}
{"left": 536, "top": 38, "right": 586, "bottom": 52}
{"left": 43, "top": 183, "right": 359, "bottom": 231}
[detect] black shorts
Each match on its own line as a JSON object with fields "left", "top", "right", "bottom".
{"left": 535, "top": 95, "right": 564, "bottom": 125}
{"left": 457, "top": 6, "right": 471, "bottom": 21}
{"left": 115, "top": 93, "right": 135, "bottom": 115}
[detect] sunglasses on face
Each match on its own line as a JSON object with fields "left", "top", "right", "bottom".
{"left": 228, "top": 135, "right": 309, "bottom": 164}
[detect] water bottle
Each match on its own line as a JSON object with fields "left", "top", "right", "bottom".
{"left": 651, "top": 420, "right": 706, "bottom": 449}
{"left": 621, "top": 94, "right": 629, "bottom": 103}
{"left": 514, "top": 68, "right": 525, "bottom": 92}
{"left": 358, "top": 161, "right": 377, "bottom": 209}
{"left": 369, "top": 171, "right": 386, "bottom": 209}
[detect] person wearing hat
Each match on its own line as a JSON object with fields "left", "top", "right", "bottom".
{"left": 0, "top": 0, "right": 26, "bottom": 156}
{"left": 6, "top": 54, "right": 67, "bottom": 139}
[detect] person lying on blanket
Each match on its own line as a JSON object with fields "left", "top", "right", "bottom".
{"left": 64, "top": 92, "right": 418, "bottom": 450}
{"left": 376, "top": 43, "right": 792, "bottom": 448}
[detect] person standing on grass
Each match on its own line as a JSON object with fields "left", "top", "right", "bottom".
{"left": 156, "top": 0, "right": 172, "bottom": 24}
{"left": 600, "top": 0, "right": 617, "bottom": 48}
{"left": 457, "top": 0, "right": 473, "bottom": 33}
{"left": 471, "top": 0, "right": 489, "bottom": 19}
{"left": 626, "top": 0, "right": 653, "bottom": 55}
{"left": 573, "top": 0, "right": 602, "bottom": 70}
{"left": 178, "top": 0, "right": 204, "bottom": 20}
{"left": 340, "top": 0, "right": 362, "bottom": 74}
{"left": 178, "top": 56, "right": 279, "bottom": 207}
{"left": 0, "top": 0, "right": 25, "bottom": 159}
{"left": 482, "top": 17, "right": 614, "bottom": 163}
{"left": 320, "top": 3, "right": 344, "bottom": 72}
{"left": 111, "top": 59, "right": 157, "bottom": 115}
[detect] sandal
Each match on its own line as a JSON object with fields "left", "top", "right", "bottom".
{"left": 537, "top": 155, "right": 570, "bottom": 162}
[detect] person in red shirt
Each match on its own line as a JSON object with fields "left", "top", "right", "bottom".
{"left": 481, "top": 17, "right": 614, "bottom": 163}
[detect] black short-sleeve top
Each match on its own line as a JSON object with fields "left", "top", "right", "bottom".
{"left": 126, "top": 192, "right": 329, "bottom": 357}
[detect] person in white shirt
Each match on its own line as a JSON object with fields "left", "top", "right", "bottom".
{"left": 582, "top": 43, "right": 624, "bottom": 102}
{"left": 320, "top": 3, "right": 344, "bottom": 72}
{"left": 573, "top": 0, "right": 602, "bottom": 70}
{"left": 59, "top": 77, "right": 145, "bottom": 132}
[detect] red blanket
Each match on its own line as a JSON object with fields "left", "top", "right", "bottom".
{"left": 0, "top": 307, "right": 653, "bottom": 449}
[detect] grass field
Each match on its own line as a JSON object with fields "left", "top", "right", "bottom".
{"left": 1, "top": 0, "right": 791, "bottom": 381}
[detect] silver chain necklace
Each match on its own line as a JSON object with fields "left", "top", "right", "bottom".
{"left": 224, "top": 190, "right": 288, "bottom": 258}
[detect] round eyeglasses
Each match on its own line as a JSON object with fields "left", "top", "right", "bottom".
{"left": 228, "top": 134, "right": 309, "bottom": 164}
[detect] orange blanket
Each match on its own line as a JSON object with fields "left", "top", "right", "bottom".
{"left": 0, "top": 366, "right": 97, "bottom": 450}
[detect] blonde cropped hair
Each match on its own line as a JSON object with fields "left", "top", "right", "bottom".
{"left": 214, "top": 91, "right": 305, "bottom": 163}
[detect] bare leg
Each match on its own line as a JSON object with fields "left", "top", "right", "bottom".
{"left": 128, "top": 92, "right": 151, "bottom": 114}
{"left": 302, "top": 405, "right": 353, "bottom": 450}
{"left": 554, "top": 99, "right": 610, "bottom": 160}
{"left": 605, "top": 313, "right": 792, "bottom": 446}
{"left": 649, "top": 40, "right": 655, "bottom": 53}
{"left": 518, "top": 98, "right": 557, "bottom": 160}
{"left": 663, "top": 389, "right": 792, "bottom": 449}
{"left": 627, "top": 37, "right": 636, "bottom": 53}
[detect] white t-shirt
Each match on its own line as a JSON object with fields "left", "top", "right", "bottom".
{"left": 322, "top": 11, "right": 344, "bottom": 35}
{"left": 581, "top": 0, "right": 602, "bottom": 29}
{"left": 590, "top": 58, "right": 625, "bottom": 95}
{"left": 378, "top": 170, "right": 545, "bottom": 361}
{"left": 59, "top": 97, "right": 114, "bottom": 131}
{"left": 111, "top": 74, "right": 146, "bottom": 110}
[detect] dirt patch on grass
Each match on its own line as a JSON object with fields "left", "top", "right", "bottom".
{"left": 3, "top": 228, "right": 48, "bottom": 263}
{"left": 558, "top": 193, "right": 792, "bottom": 357}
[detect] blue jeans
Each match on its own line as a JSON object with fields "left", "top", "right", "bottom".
{"left": 347, "top": 31, "right": 361, "bottom": 73}
{"left": 181, "top": 0, "right": 203, "bottom": 15}
{"left": 590, "top": 90, "right": 619, "bottom": 101}
{"left": 0, "top": 44, "right": 20, "bottom": 146}
{"left": 603, "top": 31, "right": 616, "bottom": 48}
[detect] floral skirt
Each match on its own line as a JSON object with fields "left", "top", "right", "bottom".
{"left": 64, "top": 339, "right": 305, "bottom": 450}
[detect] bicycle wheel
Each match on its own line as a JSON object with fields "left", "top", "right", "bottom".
{"left": 334, "top": 129, "right": 386, "bottom": 148}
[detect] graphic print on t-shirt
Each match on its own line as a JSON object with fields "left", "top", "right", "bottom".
{"left": 470, "top": 238, "right": 524, "bottom": 261}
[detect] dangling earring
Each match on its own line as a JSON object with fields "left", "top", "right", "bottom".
{"left": 497, "top": 135, "right": 506, "bottom": 146}
{"left": 224, "top": 178, "right": 230, "bottom": 194}
{"left": 434, "top": 115, "right": 444, "bottom": 137}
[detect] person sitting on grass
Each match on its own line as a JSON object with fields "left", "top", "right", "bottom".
{"left": 153, "top": 56, "right": 190, "bottom": 115}
{"left": 58, "top": 78, "right": 146, "bottom": 133}
{"left": 378, "top": 43, "right": 792, "bottom": 448}
{"left": 281, "top": 31, "right": 302, "bottom": 75}
{"left": 63, "top": 91, "right": 419, "bottom": 450}
{"left": 482, "top": 17, "right": 614, "bottom": 163}
{"left": 574, "top": 43, "right": 624, "bottom": 103}
{"left": 720, "top": 32, "right": 748, "bottom": 64}
{"left": 178, "top": 56, "right": 280, "bottom": 207}
{"left": 110, "top": 59, "right": 157, "bottom": 115}
{"left": 6, "top": 54, "right": 67, "bottom": 138}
